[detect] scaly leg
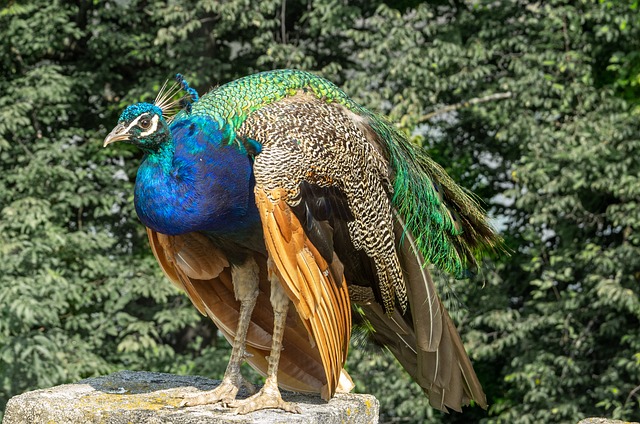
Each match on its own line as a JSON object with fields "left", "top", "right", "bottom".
{"left": 231, "top": 268, "right": 301, "bottom": 414}
{"left": 180, "top": 258, "right": 259, "bottom": 407}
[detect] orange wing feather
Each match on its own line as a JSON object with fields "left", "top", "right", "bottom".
{"left": 255, "top": 188, "right": 352, "bottom": 400}
{"left": 145, "top": 227, "right": 353, "bottom": 397}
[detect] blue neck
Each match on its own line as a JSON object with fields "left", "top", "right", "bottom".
{"left": 134, "top": 116, "right": 261, "bottom": 241}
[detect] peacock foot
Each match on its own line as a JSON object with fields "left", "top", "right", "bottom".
{"left": 230, "top": 382, "right": 301, "bottom": 414}
{"left": 179, "top": 376, "right": 256, "bottom": 407}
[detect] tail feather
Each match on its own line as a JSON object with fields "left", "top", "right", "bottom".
{"left": 394, "top": 215, "right": 487, "bottom": 410}
{"left": 352, "top": 215, "right": 488, "bottom": 413}
{"left": 358, "top": 111, "right": 502, "bottom": 279}
{"left": 393, "top": 211, "right": 443, "bottom": 352}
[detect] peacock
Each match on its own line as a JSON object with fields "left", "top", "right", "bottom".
{"left": 104, "top": 69, "right": 501, "bottom": 414}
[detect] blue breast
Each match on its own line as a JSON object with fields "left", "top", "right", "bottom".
{"left": 134, "top": 115, "right": 261, "bottom": 239}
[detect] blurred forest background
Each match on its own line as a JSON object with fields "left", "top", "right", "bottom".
{"left": 1, "top": 0, "right": 639, "bottom": 422}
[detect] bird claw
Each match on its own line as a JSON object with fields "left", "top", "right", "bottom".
{"left": 179, "top": 376, "right": 256, "bottom": 408}
{"left": 229, "top": 387, "right": 301, "bottom": 414}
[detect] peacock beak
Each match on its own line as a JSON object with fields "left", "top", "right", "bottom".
{"left": 103, "top": 123, "right": 130, "bottom": 147}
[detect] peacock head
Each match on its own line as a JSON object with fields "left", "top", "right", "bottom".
{"left": 103, "top": 102, "right": 170, "bottom": 151}
{"left": 104, "top": 74, "right": 199, "bottom": 151}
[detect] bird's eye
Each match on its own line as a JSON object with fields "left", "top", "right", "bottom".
{"left": 139, "top": 117, "right": 152, "bottom": 129}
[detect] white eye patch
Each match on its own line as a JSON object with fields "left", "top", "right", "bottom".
{"left": 139, "top": 115, "right": 159, "bottom": 137}
{"left": 124, "top": 114, "right": 159, "bottom": 137}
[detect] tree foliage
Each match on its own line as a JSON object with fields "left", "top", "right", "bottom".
{"left": 1, "top": 0, "right": 639, "bottom": 423}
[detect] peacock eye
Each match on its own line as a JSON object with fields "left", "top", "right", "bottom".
{"left": 139, "top": 117, "right": 151, "bottom": 129}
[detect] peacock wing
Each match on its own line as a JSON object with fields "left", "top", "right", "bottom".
{"left": 146, "top": 227, "right": 353, "bottom": 396}
{"left": 254, "top": 187, "right": 352, "bottom": 400}
{"left": 146, "top": 228, "right": 271, "bottom": 349}
{"left": 209, "top": 252, "right": 353, "bottom": 395}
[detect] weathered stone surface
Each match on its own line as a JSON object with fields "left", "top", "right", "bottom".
{"left": 2, "top": 371, "right": 378, "bottom": 424}
{"left": 578, "top": 419, "right": 639, "bottom": 424}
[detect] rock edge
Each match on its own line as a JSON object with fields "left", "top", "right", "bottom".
{"left": 2, "top": 370, "right": 379, "bottom": 424}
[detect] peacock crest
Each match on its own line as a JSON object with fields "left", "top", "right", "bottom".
{"left": 153, "top": 74, "right": 200, "bottom": 123}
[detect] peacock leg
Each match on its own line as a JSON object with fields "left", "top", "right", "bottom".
{"left": 180, "top": 259, "right": 259, "bottom": 407}
{"left": 231, "top": 269, "right": 301, "bottom": 414}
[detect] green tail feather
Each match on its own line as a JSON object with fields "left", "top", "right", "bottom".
{"left": 364, "top": 112, "right": 502, "bottom": 278}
